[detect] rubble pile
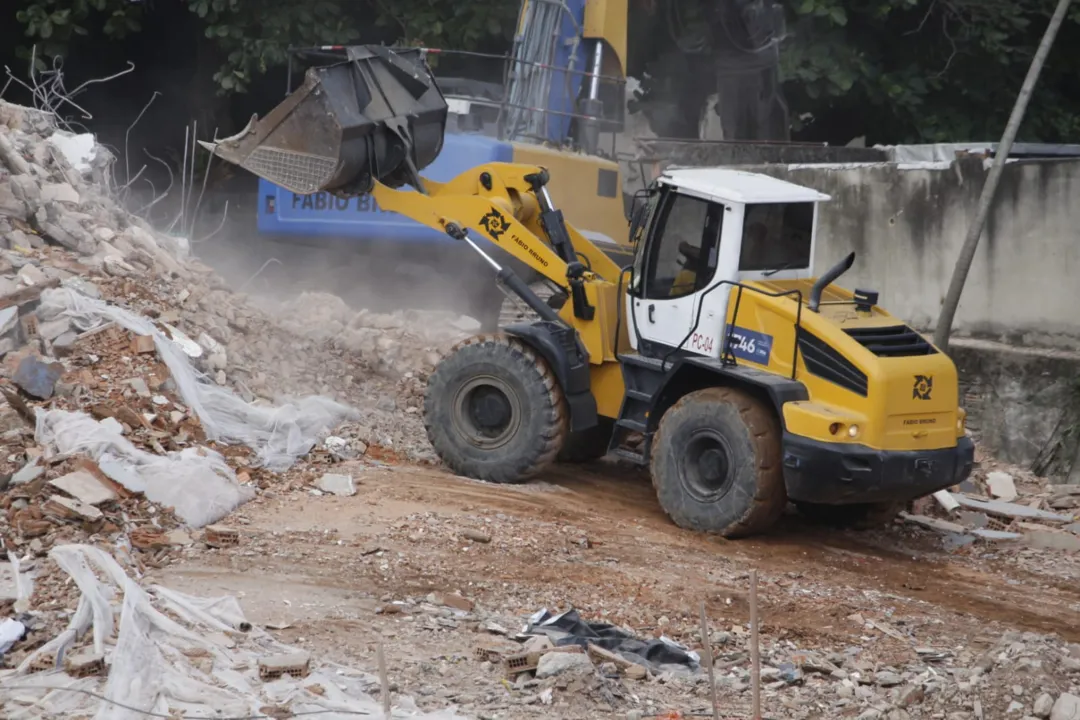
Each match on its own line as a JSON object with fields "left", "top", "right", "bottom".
{"left": 0, "top": 544, "right": 467, "bottom": 720}
{"left": 900, "top": 460, "right": 1080, "bottom": 560}
{"left": 0, "top": 101, "right": 477, "bottom": 630}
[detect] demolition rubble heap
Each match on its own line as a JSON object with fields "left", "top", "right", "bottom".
{"left": 0, "top": 99, "right": 477, "bottom": 681}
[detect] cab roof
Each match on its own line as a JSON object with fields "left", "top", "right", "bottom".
{"left": 659, "top": 167, "right": 832, "bottom": 205}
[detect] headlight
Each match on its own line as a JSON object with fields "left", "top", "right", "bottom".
{"left": 848, "top": 424, "right": 860, "bottom": 439}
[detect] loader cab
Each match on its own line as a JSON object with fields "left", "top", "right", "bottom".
{"left": 627, "top": 168, "right": 830, "bottom": 357}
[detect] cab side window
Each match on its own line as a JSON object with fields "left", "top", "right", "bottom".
{"left": 643, "top": 192, "right": 723, "bottom": 300}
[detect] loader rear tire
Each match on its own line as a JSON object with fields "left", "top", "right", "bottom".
{"left": 424, "top": 334, "right": 568, "bottom": 484}
{"left": 557, "top": 417, "right": 615, "bottom": 463}
{"left": 650, "top": 387, "right": 785, "bottom": 538}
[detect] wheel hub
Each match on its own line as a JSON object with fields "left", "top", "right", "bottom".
{"left": 452, "top": 375, "right": 522, "bottom": 449}
{"left": 680, "top": 429, "right": 735, "bottom": 503}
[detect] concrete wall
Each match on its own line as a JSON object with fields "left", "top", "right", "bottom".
{"left": 952, "top": 339, "right": 1080, "bottom": 480}
{"left": 739, "top": 157, "right": 1080, "bottom": 349}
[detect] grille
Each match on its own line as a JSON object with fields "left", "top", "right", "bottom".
{"left": 798, "top": 330, "right": 868, "bottom": 396}
{"left": 241, "top": 146, "right": 339, "bottom": 195}
{"left": 844, "top": 325, "right": 937, "bottom": 357}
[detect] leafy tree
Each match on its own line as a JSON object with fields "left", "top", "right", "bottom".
{"left": 14, "top": 0, "right": 143, "bottom": 63}
{"left": 189, "top": 0, "right": 358, "bottom": 93}
{"left": 777, "top": 0, "right": 1080, "bottom": 143}
{"left": 14, "top": 0, "right": 519, "bottom": 95}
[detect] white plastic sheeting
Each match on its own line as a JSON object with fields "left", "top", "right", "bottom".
{"left": 35, "top": 409, "right": 253, "bottom": 528}
{"left": 39, "top": 286, "right": 360, "bottom": 471}
{"left": 0, "top": 545, "right": 469, "bottom": 720}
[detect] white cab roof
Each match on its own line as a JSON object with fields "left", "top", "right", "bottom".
{"left": 659, "top": 167, "right": 832, "bottom": 205}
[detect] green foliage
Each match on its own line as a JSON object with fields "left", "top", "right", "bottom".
{"left": 372, "top": 0, "right": 518, "bottom": 49}
{"left": 189, "top": 0, "right": 357, "bottom": 94}
{"left": 776, "top": 0, "right": 1080, "bottom": 143}
{"left": 189, "top": 0, "right": 516, "bottom": 93}
{"left": 14, "top": 0, "right": 142, "bottom": 63}
{"left": 15, "top": 0, "right": 518, "bottom": 95}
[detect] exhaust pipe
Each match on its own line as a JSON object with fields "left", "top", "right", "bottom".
{"left": 808, "top": 251, "right": 855, "bottom": 312}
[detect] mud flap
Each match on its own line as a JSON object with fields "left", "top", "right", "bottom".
{"left": 504, "top": 322, "right": 597, "bottom": 433}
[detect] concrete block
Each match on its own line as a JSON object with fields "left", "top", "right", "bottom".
{"left": 257, "top": 651, "right": 311, "bottom": 681}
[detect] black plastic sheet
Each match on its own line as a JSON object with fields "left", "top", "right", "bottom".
{"left": 527, "top": 609, "right": 699, "bottom": 673}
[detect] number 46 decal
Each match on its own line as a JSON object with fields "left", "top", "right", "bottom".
{"left": 727, "top": 326, "right": 773, "bottom": 364}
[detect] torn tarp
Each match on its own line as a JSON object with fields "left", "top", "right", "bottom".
{"left": 526, "top": 609, "right": 700, "bottom": 674}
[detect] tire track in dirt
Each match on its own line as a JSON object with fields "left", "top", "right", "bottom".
{"left": 382, "top": 462, "right": 1080, "bottom": 641}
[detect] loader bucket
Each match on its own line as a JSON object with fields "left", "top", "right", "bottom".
{"left": 201, "top": 45, "right": 447, "bottom": 195}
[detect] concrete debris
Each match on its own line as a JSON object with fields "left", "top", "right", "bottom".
{"left": 12, "top": 355, "right": 64, "bottom": 399}
{"left": 536, "top": 651, "right": 595, "bottom": 678}
{"left": 47, "top": 469, "right": 116, "bottom": 506}
{"left": 1052, "top": 694, "right": 1080, "bottom": 720}
{"left": 987, "top": 471, "right": 1018, "bottom": 501}
{"left": 314, "top": 472, "right": 356, "bottom": 497}
{"left": 0, "top": 97, "right": 420, "bottom": 575}
{"left": 3, "top": 97, "right": 1080, "bottom": 720}
{"left": 952, "top": 495, "right": 1072, "bottom": 523}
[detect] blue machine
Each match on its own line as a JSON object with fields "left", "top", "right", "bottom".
{"left": 256, "top": 134, "right": 513, "bottom": 247}
{"left": 256, "top": 0, "right": 592, "bottom": 250}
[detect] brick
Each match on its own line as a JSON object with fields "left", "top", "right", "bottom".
{"left": 258, "top": 652, "right": 311, "bottom": 681}
{"left": 204, "top": 525, "right": 240, "bottom": 548}
{"left": 29, "top": 651, "right": 57, "bottom": 673}
{"left": 64, "top": 651, "right": 106, "bottom": 678}
{"left": 130, "top": 333, "right": 155, "bottom": 354}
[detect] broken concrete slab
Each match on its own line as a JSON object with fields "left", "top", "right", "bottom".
{"left": 39, "top": 182, "right": 80, "bottom": 205}
{"left": 900, "top": 513, "right": 968, "bottom": 534}
{"left": 536, "top": 651, "right": 594, "bottom": 679}
{"left": 1016, "top": 523, "right": 1080, "bottom": 553}
{"left": 986, "top": 471, "right": 1018, "bottom": 501}
{"left": 17, "top": 263, "right": 47, "bottom": 286}
{"left": 0, "top": 183, "right": 26, "bottom": 219}
{"left": 48, "top": 469, "right": 116, "bottom": 506}
{"left": 51, "top": 330, "right": 78, "bottom": 356}
{"left": 126, "top": 377, "right": 150, "bottom": 398}
{"left": 953, "top": 494, "right": 1073, "bottom": 523}
{"left": 12, "top": 355, "right": 64, "bottom": 399}
{"left": 314, "top": 472, "right": 355, "bottom": 497}
{"left": 10, "top": 457, "right": 43, "bottom": 485}
{"left": 0, "top": 306, "right": 17, "bottom": 336}
{"left": 971, "top": 528, "right": 1023, "bottom": 542}
{"left": 1052, "top": 693, "right": 1080, "bottom": 720}
{"left": 37, "top": 317, "right": 69, "bottom": 341}
{"left": 957, "top": 510, "right": 989, "bottom": 528}
{"left": 44, "top": 494, "right": 103, "bottom": 522}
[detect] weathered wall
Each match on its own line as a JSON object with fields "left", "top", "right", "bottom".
{"left": 951, "top": 339, "right": 1080, "bottom": 480}
{"left": 741, "top": 158, "right": 1080, "bottom": 349}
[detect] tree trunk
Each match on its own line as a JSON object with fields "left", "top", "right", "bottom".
{"left": 933, "top": 0, "right": 1073, "bottom": 353}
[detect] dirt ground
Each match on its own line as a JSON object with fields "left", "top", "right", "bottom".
{"left": 153, "top": 457, "right": 1080, "bottom": 719}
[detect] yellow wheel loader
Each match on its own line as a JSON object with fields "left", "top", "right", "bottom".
{"left": 205, "top": 46, "right": 975, "bottom": 537}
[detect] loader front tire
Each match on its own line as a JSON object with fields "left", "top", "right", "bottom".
{"left": 650, "top": 387, "right": 785, "bottom": 538}
{"left": 424, "top": 334, "right": 568, "bottom": 484}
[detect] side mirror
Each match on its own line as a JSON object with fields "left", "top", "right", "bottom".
{"left": 629, "top": 204, "right": 652, "bottom": 248}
